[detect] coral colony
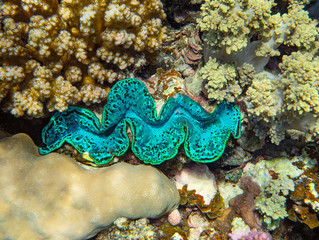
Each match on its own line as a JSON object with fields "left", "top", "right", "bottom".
{"left": 0, "top": 0, "right": 166, "bottom": 117}
{"left": 39, "top": 78, "right": 241, "bottom": 165}
{"left": 1, "top": 0, "right": 319, "bottom": 239}
{"left": 0, "top": 134, "right": 180, "bottom": 240}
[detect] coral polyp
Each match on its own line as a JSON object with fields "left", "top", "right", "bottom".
{"left": 39, "top": 78, "right": 241, "bottom": 165}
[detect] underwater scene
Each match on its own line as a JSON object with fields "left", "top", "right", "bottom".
{"left": 0, "top": 0, "right": 319, "bottom": 239}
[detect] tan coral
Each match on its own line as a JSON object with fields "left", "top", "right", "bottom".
{"left": 243, "top": 51, "right": 319, "bottom": 143}
{"left": 282, "top": 4, "right": 319, "bottom": 52}
{"left": 198, "top": 0, "right": 318, "bottom": 56}
{"left": 0, "top": 66, "right": 25, "bottom": 102}
{"left": 47, "top": 76, "right": 82, "bottom": 112}
{"left": 196, "top": 0, "right": 319, "bottom": 144}
{"left": 0, "top": 133, "right": 180, "bottom": 240}
{"left": 0, "top": 0, "right": 167, "bottom": 117}
{"left": 80, "top": 84, "right": 109, "bottom": 105}
{"left": 197, "top": 0, "right": 275, "bottom": 55}
{"left": 280, "top": 51, "right": 319, "bottom": 115}
{"left": 199, "top": 57, "right": 240, "bottom": 102}
{"left": 245, "top": 72, "right": 284, "bottom": 123}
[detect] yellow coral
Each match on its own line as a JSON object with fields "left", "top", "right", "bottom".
{"left": 199, "top": 57, "right": 241, "bottom": 102}
{"left": 198, "top": 0, "right": 318, "bottom": 56}
{"left": 245, "top": 72, "right": 284, "bottom": 122}
{"left": 244, "top": 51, "right": 319, "bottom": 143}
{"left": 280, "top": 51, "right": 319, "bottom": 115}
{"left": 197, "top": 0, "right": 319, "bottom": 144}
{"left": 282, "top": 3, "right": 319, "bottom": 52}
{"left": 198, "top": 0, "right": 275, "bottom": 54}
{"left": 0, "top": 0, "right": 166, "bottom": 117}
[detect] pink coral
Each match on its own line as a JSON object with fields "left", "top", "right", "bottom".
{"left": 229, "top": 228, "right": 272, "bottom": 240}
{"left": 168, "top": 209, "right": 182, "bottom": 226}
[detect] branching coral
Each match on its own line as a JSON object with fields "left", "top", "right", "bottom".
{"left": 0, "top": 0, "right": 166, "bottom": 117}
{"left": 247, "top": 51, "right": 319, "bottom": 119}
{"left": 280, "top": 51, "right": 319, "bottom": 115}
{"left": 242, "top": 157, "right": 304, "bottom": 230}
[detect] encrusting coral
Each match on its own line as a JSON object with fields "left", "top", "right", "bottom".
{"left": 0, "top": 133, "right": 179, "bottom": 240}
{"left": 226, "top": 177, "right": 262, "bottom": 230}
{"left": 175, "top": 164, "right": 225, "bottom": 220}
{"left": 242, "top": 157, "right": 304, "bottom": 230}
{"left": 229, "top": 217, "right": 272, "bottom": 240}
{"left": 0, "top": 0, "right": 166, "bottom": 117}
{"left": 288, "top": 153, "right": 319, "bottom": 229}
{"left": 96, "top": 217, "right": 161, "bottom": 240}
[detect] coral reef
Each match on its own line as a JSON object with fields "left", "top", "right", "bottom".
{"left": 193, "top": 0, "right": 319, "bottom": 144}
{"left": 2, "top": 0, "right": 319, "bottom": 239}
{"left": 229, "top": 217, "right": 272, "bottom": 240}
{"left": 198, "top": 57, "right": 241, "bottom": 103}
{"left": 245, "top": 51, "right": 319, "bottom": 143}
{"left": 39, "top": 78, "right": 241, "bottom": 165}
{"left": 175, "top": 163, "right": 218, "bottom": 205}
{"left": 288, "top": 154, "right": 319, "bottom": 229}
{"left": 0, "top": 0, "right": 166, "bottom": 117}
{"left": 242, "top": 157, "right": 304, "bottom": 230}
{"left": 197, "top": 0, "right": 318, "bottom": 56}
{"left": 226, "top": 177, "right": 262, "bottom": 230}
{"left": 96, "top": 217, "right": 161, "bottom": 240}
{"left": 0, "top": 133, "right": 179, "bottom": 240}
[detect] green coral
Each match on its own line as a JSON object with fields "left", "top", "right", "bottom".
{"left": 243, "top": 157, "right": 304, "bottom": 230}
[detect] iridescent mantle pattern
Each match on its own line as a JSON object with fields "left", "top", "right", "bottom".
{"left": 39, "top": 78, "right": 241, "bottom": 165}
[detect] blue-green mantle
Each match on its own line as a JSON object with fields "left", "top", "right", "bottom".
{"left": 39, "top": 78, "right": 241, "bottom": 165}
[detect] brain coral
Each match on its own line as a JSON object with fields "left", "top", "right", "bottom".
{"left": 0, "top": 133, "right": 179, "bottom": 240}
{"left": 0, "top": 0, "right": 166, "bottom": 117}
